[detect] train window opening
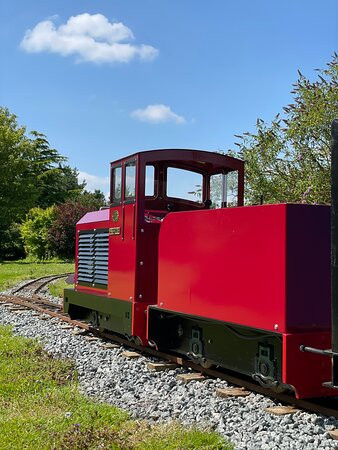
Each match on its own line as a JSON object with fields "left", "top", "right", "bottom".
{"left": 227, "top": 170, "right": 239, "bottom": 207}
{"left": 125, "top": 161, "right": 136, "bottom": 201}
{"left": 210, "top": 170, "right": 239, "bottom": 208}
{"left": 111, "top": 166, "right": 122, "bottom": 204}
{"left": 166, "top": 167, "right": 203, "bottom": 203}
{"left": 145, "top": 165, "right": 155, "bottom": 197}
{"left": 210, "top": 173, "right": 223, "bottom": 208}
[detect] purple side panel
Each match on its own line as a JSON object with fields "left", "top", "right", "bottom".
{"left": 286, "top": 204, "right": 331, "bottom": 331}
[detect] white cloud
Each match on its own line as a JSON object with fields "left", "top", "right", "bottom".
{"left": 131, "top": 104, "right": 186, "bottom": 124}
{"left": 78, "top": 171, "right": 109, "bottom": 194}
{"left": 20, "top": 13, "right": 158, "bottom": 64}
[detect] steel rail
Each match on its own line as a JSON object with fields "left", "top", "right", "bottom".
{"left": 0, "top": 285, "right": 338, "bottom": 419}
{"left": 11, "top": 273, "right": 73, "bottom": 295}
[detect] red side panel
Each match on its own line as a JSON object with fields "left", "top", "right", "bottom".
{"left": 158, "top": 204, "right": 287, "bottom": 332}
{"left": 132, "top": 302, "right": 148, "bottom": 344}
{"left": 283, "top": 332, "right": 336, "bottom": 398}
{"left": 108, "top": 204, "right": 136, "bottom": 301}
{"left": 157, "top": 204, "right": 331, "bottom": 334}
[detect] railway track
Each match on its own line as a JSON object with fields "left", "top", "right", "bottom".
{"left": 11, "top": 273, "right": 73, "bottom": 295}
{"left": 1, "top": 275, "right": 338, "bottom": 420}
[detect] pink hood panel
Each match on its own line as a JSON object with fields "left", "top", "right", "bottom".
{"left": 77, "top": 209, "right": 110, "bottom": 225}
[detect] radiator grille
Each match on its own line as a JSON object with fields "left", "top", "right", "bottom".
{"left": 77, "top": 229, "right": 109, "bottom": 286}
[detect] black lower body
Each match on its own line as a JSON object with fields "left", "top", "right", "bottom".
{"left": 148, "top": 306, "right": 283, "bottom": 389}
{"left": 63, "top": 288, "right": 132, "bottom": 336}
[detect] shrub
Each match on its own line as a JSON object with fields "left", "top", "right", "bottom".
{"left": 20, "top": 207, "right": 55, "bottom": 260}
{"left": 0, "top": 223, "right": 25, "bottom": 261}
{"left": 47, "top": 202, "right": 95, "bottom": 260}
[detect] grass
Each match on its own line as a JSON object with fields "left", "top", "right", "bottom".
{"left": 0, "top": 259, "right": 74, "bottom": 291}
{"left": 49, "top": 279, "right": 69, "bottom": 298}
{"left": 0, "top": 326, "right": 232, "bottom": 449}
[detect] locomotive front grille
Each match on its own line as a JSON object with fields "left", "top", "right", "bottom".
{"left": 77, "top": 229, "right": 109, "bottom": 287}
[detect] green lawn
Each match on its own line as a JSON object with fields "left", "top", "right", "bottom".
{"left": 48, "top": 278, "right": 69, "bottom": 298}
{"left": 0, "top": 326, "right": 231, "bottom": 449}
{"left": 0, "top": 260, "right": 74, "bottom": 291}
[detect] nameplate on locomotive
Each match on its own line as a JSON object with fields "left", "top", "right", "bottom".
{"left": 109, "top": 227, "right": 121, "bottom": 236}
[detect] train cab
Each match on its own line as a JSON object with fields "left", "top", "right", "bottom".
{"left": 63, "top": 149, "right": 244, "bottom": 345}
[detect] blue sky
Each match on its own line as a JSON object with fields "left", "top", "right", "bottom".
{"left": 1, "top": 0, "right": 336, "bottom": 193}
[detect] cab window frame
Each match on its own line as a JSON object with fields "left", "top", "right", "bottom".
{"left": 123, "top": 158, "right": 137, "bottom": 204}
{"left": 209, "top": 168, "right": 239, "bottom": 209}
{"left": 145, "top": 163, "right": 157, "bottom": 199}
{"left": 164, "top": 164, "right": 205, "bottom": 205}
{"left": 110, "top": 164, "right": 123, "bottom": 206}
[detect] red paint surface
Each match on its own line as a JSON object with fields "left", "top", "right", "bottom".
{"left": 157, "top": 204, "right": 331, "bottom": 333}
{"left": 108, "top": 203, "right": 137, "bottom": 301}
{"left": 282, "top": 332, "right": 336, "bottom": 398}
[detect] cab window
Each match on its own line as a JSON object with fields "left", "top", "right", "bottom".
{"left": 210, "top": 170, "right": 239, "bottom": 208}
{"left": 125, "top": 161, "right": 136, "bottom": 201}
{"left": 145, "top": 165, "right": 155, "bottom": 197}
{"left": 111, "top": 166, "right": 122, "bottom": 204}
{"left": 227, "top": 170, "right": 239, "bottom": 207}
{"left": 166, "top": 167, "right": 203, "bottom": 203}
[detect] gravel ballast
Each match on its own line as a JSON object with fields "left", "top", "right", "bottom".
{"left": 0, "top": 288, "right": 338, "bottom": 450}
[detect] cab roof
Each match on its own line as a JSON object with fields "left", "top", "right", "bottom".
{"left": 110, "top": 149, "right": 243, "bottom": 174}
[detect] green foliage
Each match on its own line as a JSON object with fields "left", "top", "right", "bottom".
{"left": 0, "top": 223, "right": 25, "bottom": 260}
{"left": 46, "top": 192, "right": 106, "bottom": 261}
{"left": 0, "top": 108, "right": 40, "bottom": 236}
{"left": 74, "top": 189, "right": 107, "bottom": 210}
{"left": 48, "top": 278, "right": 68, "bottom": 298}
{"left": 232, "top": 54, "right": 338, "bottom": 204}
{"left": 0, "top": 325, "right": 231, "bottom": 449}
{"left": 47, "top": 201, "right": 97, "bottom": 260}
{"left": 37, "top": 164, "right": 85, "bottom": 209}
{"left": 20, "top": 207, "right": 56, "bottom": 260}
{"left": 0, "top": 107, "right": 88, "bottom": 259}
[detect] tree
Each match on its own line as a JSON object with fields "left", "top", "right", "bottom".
{"left": 36, "top": 164, "right": 86, "bottom": 209}
{"left": 0, "top": 223, "right": 25, "bottom": 260}
{"left": 73, "top": 189, "right": 107, "bottom": 210}
{"left": 232, "top": 54, "right": 338, "bottom": 205}
{"left": 0, "top": 107, "right": 86, "bottom": 258}
{"left": 20, "top": 207, "right": 56, "bottom": 260}
{"left": 47, "top": 201, "right": 98, "bottom": 260}
{"left": 0, "top": 108, "right": 40, "bottom": 230}
{"left": 24, "top": 131, "right": 86, "bottom": 208}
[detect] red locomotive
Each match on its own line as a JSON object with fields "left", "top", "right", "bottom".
{"left": 64, "top": 131, "right": 338, "bottom": 400}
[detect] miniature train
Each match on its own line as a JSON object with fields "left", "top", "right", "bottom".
{"left": 64, "top": 134, "right": 338, "bottom": 400}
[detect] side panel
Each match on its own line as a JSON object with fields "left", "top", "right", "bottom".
{"left": 157, "top": 205, "right": 287, "bottom": 333}
{"left": 286, "top": 205, "right": 331, "bottom": 331}
{"left": 108, "top": 204, "right": 137, "bottom": 301}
